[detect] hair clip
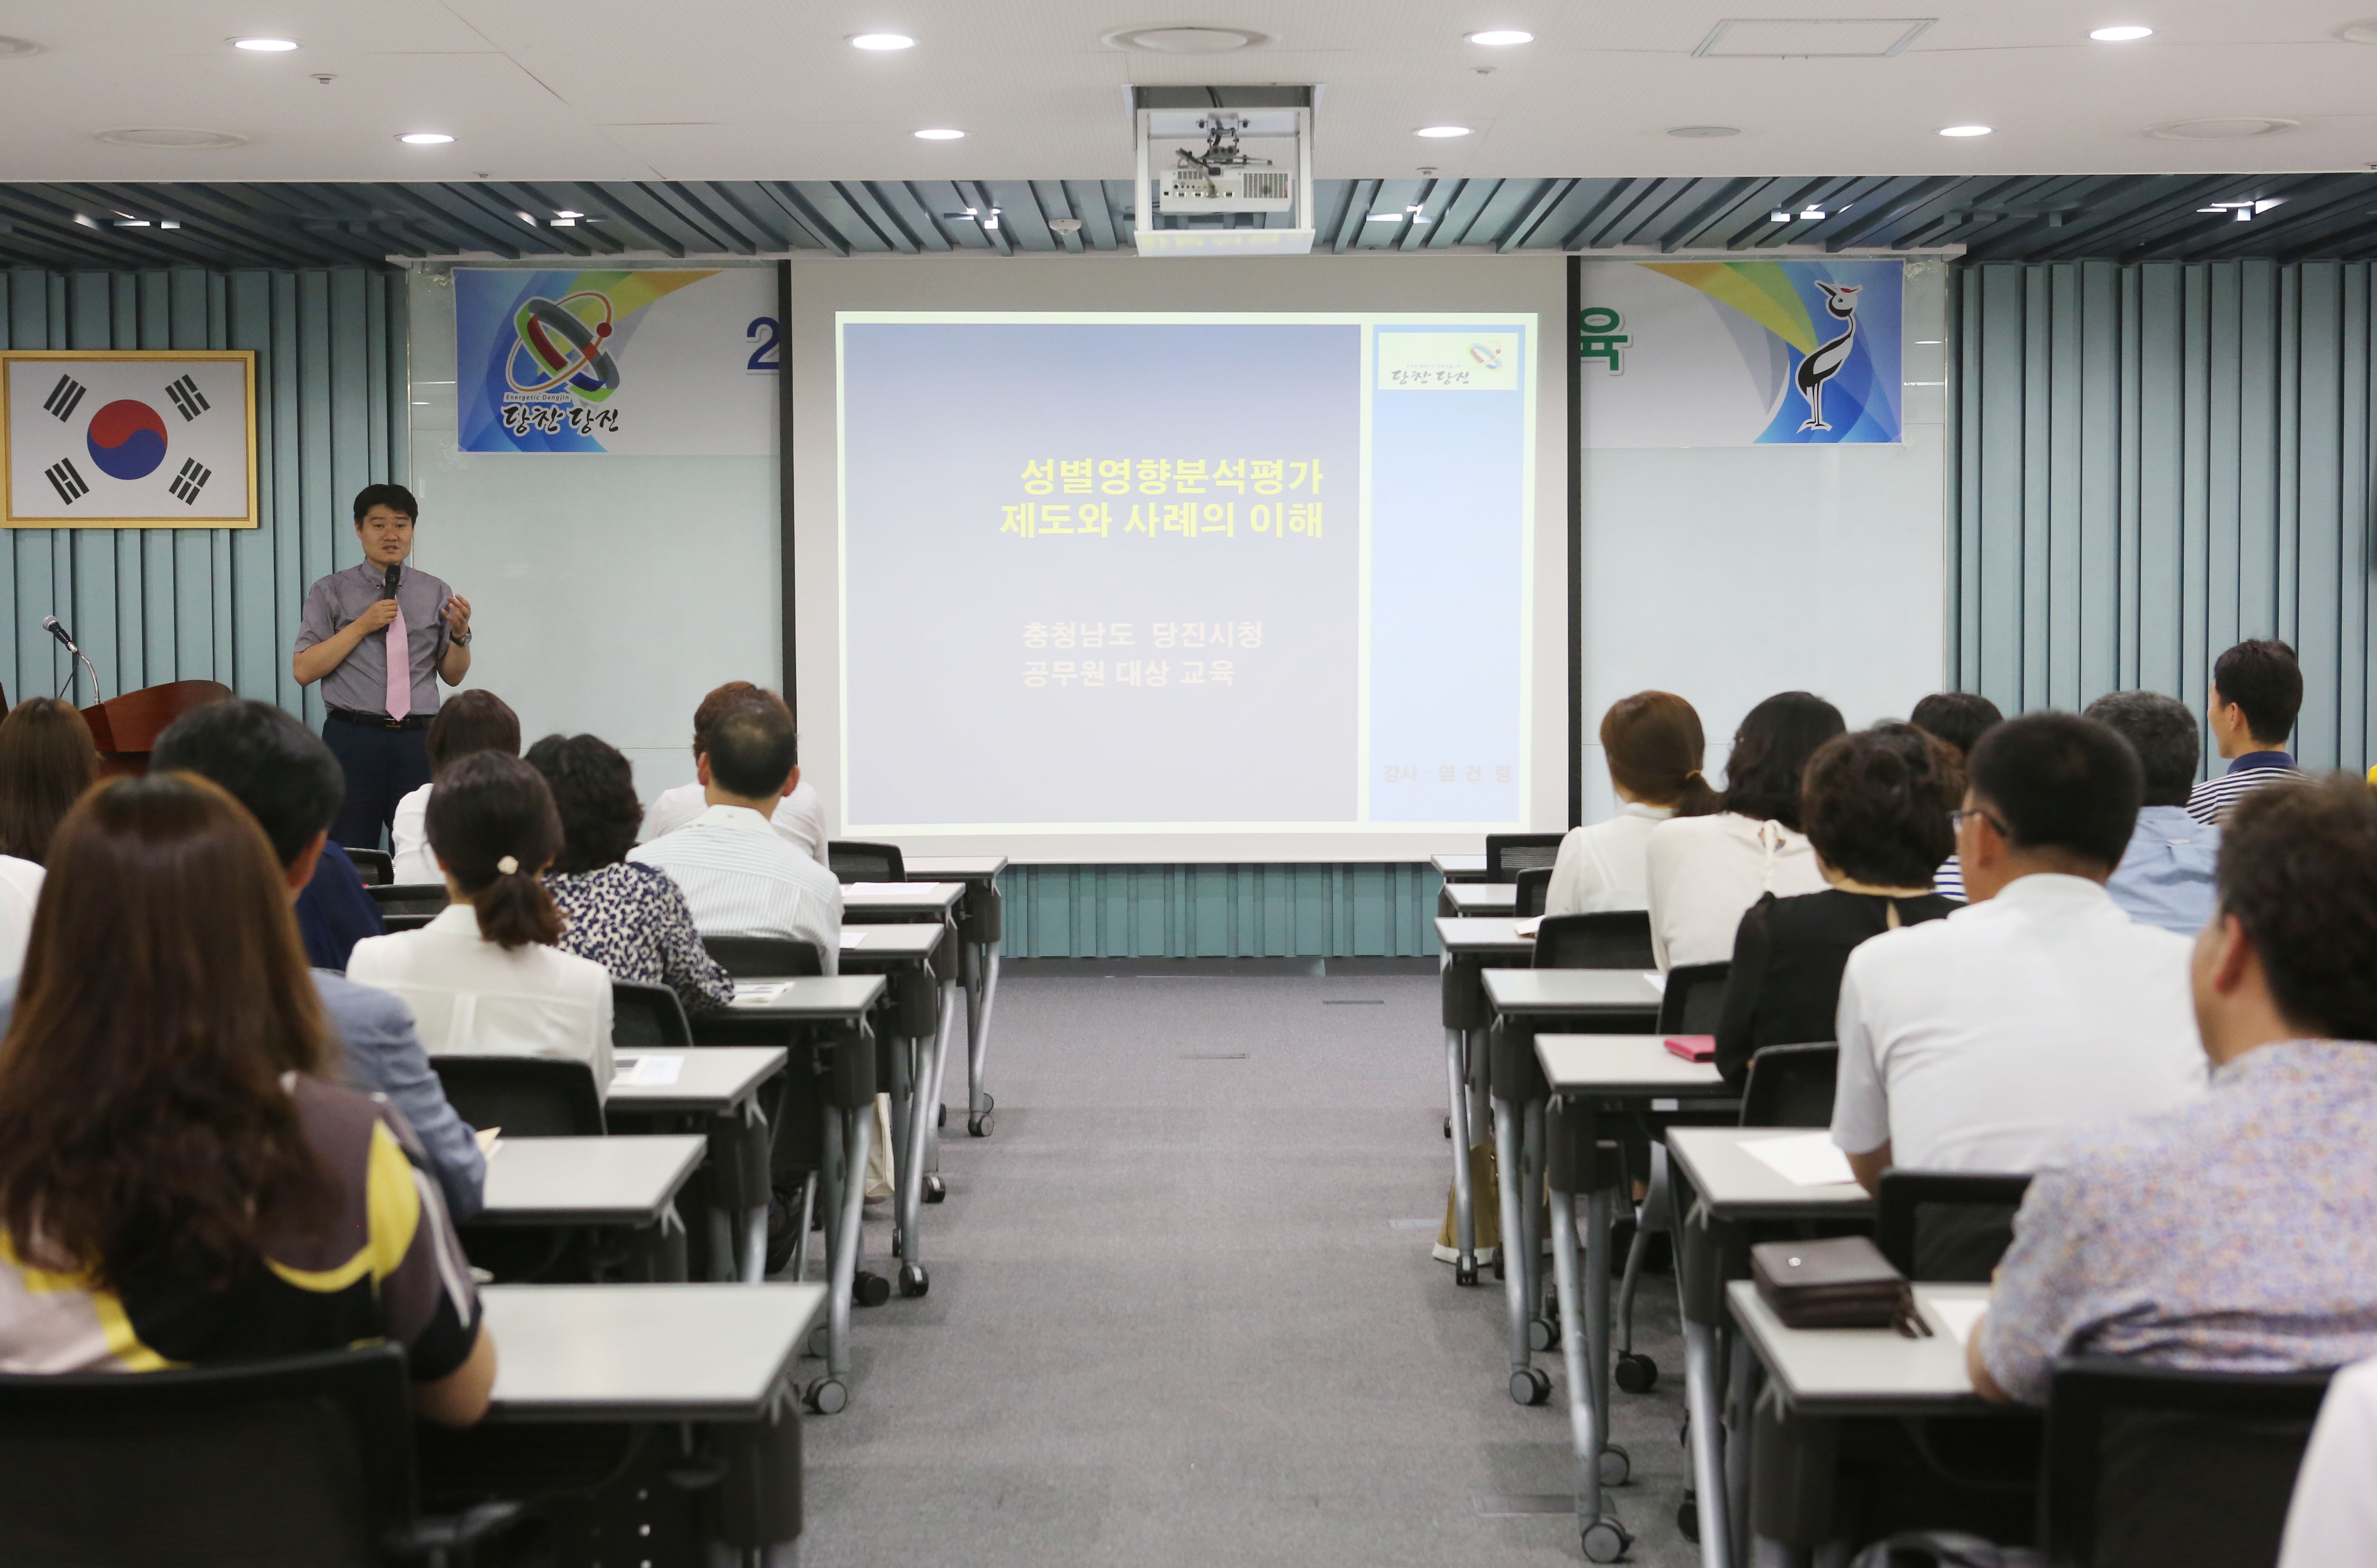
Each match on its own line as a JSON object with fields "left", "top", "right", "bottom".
{"left": 496, "top": 855, "right": 519, "bottom": 875}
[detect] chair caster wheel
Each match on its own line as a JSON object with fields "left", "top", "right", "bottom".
{"left": 968, "top": 1095, "right": 996, "bottom": 1137}
{"left": 806, "top": 1378, "right": 848, "bottom": 1415}
{"left": 924, "top": 1175, "right": 947, "bottom": 1204}
{"left": 1582, "top": 1518, "right": 1630, "bottom": 1563}
{"left": 937, "top": 1104, "right": 946, "bottom": 1128}
{"left": 1597, "top": 1443, "right": 1630, "bottom": 1487}
{"left": 1444, "top": 1115, "right": 1453, "bottom": 1139}
{"left": 1615, "top": 1352, "right": 1659, "bottom": 1393}
{"left": 806, "top": 1324, "right": 829, "bottom": 1359}
{"left": 898, "top": 1262, "right": 930, "bottom": 1298}
{"left": 853, "top": 1270, "right": 891, "bottom": 1308}
{"left": 1677, "top": 1498, "right": 1699, "bottom": 1543}
{"left": 1528, "top": 1315, "right": 1559, "bottom": 1352}
{"left": 1455, "top": 1261, "right": 1479, "bottom": 1288}
{"left": 1509, "top": 1366, "right": 1552, "bottom": 1406}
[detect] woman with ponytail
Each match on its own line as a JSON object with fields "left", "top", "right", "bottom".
{"left": 1544, "top": 692, "right": 1723, "bottom": 917}
{"left": 348, "top": 752, "right": 614, "bottom": 1092}
{"left": 1711, "top": 723, "right": 1961, "bottom": 1086}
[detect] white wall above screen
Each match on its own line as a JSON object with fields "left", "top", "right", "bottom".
{"left": 792, "top": 255, "right": 1568, "bottom": 865}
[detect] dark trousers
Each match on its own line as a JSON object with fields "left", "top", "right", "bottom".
{"left": 323, "top": 714, "right": 432, "bottom": 851}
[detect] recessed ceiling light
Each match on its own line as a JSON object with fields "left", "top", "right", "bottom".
{"left": 399, "top": 131, "right": 455, "bottom": 145}
{"left": 1799, "top": 207, "right": 1827, "bottom": 220}
{"left": 2149, "top": 117, "right": 2297, "bottom": 140}
{"left": 549, "top": 218, "right": 576, "bottom": 227}
{"left": 914, "top": 127, "right": 964, "bottom": 140}
{"left": 1365, "top": 212, "right": 1404, "bottom": 222}
{"left": 1415, "top": 125, "right": 1472, "bottom": 138}
{"left": 0, "top": 35, "right": 43, "bottom": 57}
{"left": 555, "top": 209, "right": 583, "bottom": 218}
{"left": 1666, "top": 125, "right": 1740, "bottom": 138}
{"left": 1769, "top": 208, "right": 1792, "bottom": 222}
{"left": 1465, "top": 29, "right": 1533, "bottom": 46}
{"left": 1939, "top": 124, "right": 1994, "bottom": 137}
{"left": 2088, "top": 25, "right": 2153, "bottom": 41}
{"left": 849, "top": 33, "right": 915, "bottom": 50}
{"left": 232, "top": 37, "right": 299, "bottom": 51}
{"left": 95, "top": 126, "right": 249, "bottom": 149}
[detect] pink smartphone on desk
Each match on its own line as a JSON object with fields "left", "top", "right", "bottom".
{"left": 1664, "top": 1036, "right": 1716, "bottom": 1063}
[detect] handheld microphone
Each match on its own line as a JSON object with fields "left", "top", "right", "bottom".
{"left": 381, "top": 561, "right": 401, "bottom": 602}
{"left": 41, "top": 616, "right": 102, "bottom": 705}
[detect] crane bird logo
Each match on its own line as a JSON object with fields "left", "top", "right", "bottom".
{"left": 1794, "top": 281, "right": 1862, "bottom": 432}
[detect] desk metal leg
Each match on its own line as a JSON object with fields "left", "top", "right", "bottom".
{"left": 895, "top": 1028, "right": 938, "bottom": 1298}
{"left": 1522, "top": 1096, "right": 1548, "bottom": 1348}
{"left": 790, "top": 1174, "right": 818, "bottom": 1284}
{"left": 1445, "top": 1029, "right": 1477, "bottom": 1285}
{"left": 739, "top": 1100, "right": 771, "bottom": 1286}
{"left": 922, "top": 974, "right": 960, "bottom": 1194}
{"left": 1684, "top": 1319, "right": 1735, "bottom": 1568}
{"left": 1494, "top": 1092, "right": 1549, "bottom": 1404}
{"left": 967, "top": 937, "right": 1001, "bottom": 1135}
{"left": 808, "top": 1103, "right": 871, "bottom": 1414}
{"left": 1552, "top": 1178, "right": 1631, "bottom": 1562}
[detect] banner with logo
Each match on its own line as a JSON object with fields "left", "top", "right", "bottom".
{"left": 454, "top": 267, "right": 778, "bottom": 455}
{"left": 1577, "top": 259, "right": 1902, "bottom": 448}
{"left": 2, "top": 351, "right": 257, "bottom": 526}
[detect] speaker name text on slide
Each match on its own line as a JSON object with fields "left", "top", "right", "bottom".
{"left": 838, "top": 313, "right": 1536, "bottom": 839}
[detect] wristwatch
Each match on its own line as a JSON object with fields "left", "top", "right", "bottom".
{"left": 451, "top": 630, "right": 472, "bottom": 646}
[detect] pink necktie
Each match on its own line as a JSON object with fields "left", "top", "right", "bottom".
{"left": 384, "top": 603, "right": 411, "bottom": 720}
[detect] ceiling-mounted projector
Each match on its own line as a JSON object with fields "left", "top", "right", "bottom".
{"left": 1132, "top": 85, "right": 1316, "bottom": 256}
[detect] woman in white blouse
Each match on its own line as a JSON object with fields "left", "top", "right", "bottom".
{"left": 1644, "top": 691, "right": 1845, "bottom": 969}
{"left": 389, "top": 691, "right": 520, "bottom": 885}
{"left": 1545, "top": 692, "right": 1724, "bottom": 917}
{"left": 349, "top": 752, "right": 614, "bottom": 1093}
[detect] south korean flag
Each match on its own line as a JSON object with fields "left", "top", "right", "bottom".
{"left": 6, "top": 356, "right": 251, "bottom": 523}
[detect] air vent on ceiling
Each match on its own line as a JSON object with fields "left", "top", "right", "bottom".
{"left": 1693, "top": 18, "right": 1935, "bottom": 57}
{"left": 1106, "top": 26, "right": 1267, "bottom": 54}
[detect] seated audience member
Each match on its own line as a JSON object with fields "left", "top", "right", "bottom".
{"left": 1544, "top": 691, "right": 1721, "bottom": 917}
{"left": 1645, "top": 691, "right": 1845, "bottom": 968}
{"left": 2278, "top": 1357, "right": 2377, "bottom": 1567}
{"left": 1972, "top": 774, "right": 2377, "bottom": 1404}
{"left": 2189, "top": 637, "right": 2305, "bottom": 824}
{"left": 1832, "top": 712, "right": 2206, "bottom": 1194}
{"left": 0, "top": 697, "right": 98, "bottom": 866}
{"left": 0, "top": 773, "right": 492, "bottom": 1420}
{"left": 348, "top": 754, "right": 614, "bottom": 1089}
{"left": 644, "top": 681, "right": 826, "bottom": 862}
{"left": 528, "top": 732, "right": 734, "bottom": 1015}
{"left": 630, "top": 698, "right": 842, "bottom": 970}
{"left": 144, "top": 700, "right": 486, "bottom": 1219}
{"left": 1714, "top": 724, "right": 1960, "bottom": 1086}
{"left": 391, "top": 689, "right": 520, "bottom": 885}
{"left": 1908, "top": 691, "right": 2004, "bottom": 899}
{"left": 2085, "top": 690, "right": 2221, "bottom": 935}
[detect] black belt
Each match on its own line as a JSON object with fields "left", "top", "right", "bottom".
{"left": 327, "top": 706, "right": 434, "bottom": 732}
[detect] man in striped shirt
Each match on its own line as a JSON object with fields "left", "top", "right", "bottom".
{"left": 629, "top": 697, "right": 842, "bottom": 972}
{"left": 2188, "top": 639, "right": 2305, "bottom": 826}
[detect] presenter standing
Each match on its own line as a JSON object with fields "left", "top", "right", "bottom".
{"left": 293, "top": 484, "right": 475, "bottom": 849}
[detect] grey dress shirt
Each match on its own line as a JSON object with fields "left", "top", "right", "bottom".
{"left": 295, "top": 560, "right": 456, "bottom": 717}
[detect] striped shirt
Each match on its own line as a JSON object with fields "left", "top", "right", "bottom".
{"left": 1933, "top": 855, "right": 1965, "bottom": 901}
{"left": 627, "top": 804, "right": 843, "bottom": 974}
{"left": 2186, "top": 751, "right": 2302, "bottom": 826}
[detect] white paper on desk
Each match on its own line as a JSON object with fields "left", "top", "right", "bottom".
{"left": 1741, "top": 1132, "right": 1859, "bottom": 1188}
{"left": 839, "top": 930, "right": 869, "bottom": 948}
{"left": 848, "top": 882, "right": 913, "bottom": 895}
{"left": 1931, "top": 1296, "right": 1989, "bottom": 1347}
{"left": 1642, "top": 971, "right": 1667, "bottom": 994}
{"left": 612, "top": 1055, "right": 685, "bottom": 1088}
{"left": 731, "top": 982, "right": 788, "bottom": 1007}
{"left": 1513, "top": 916, "right": 1544, "bottom": 938}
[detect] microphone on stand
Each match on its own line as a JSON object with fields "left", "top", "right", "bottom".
{"left": 41, "top": 616, "right": 103, "bottom": 705}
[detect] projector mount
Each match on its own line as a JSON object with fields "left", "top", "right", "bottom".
{"left": 1131, "top": 85, "right": 1316, "bottom": 257}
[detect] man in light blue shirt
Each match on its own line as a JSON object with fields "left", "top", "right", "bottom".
{"left": 2086, "top": 691, "right": 2222, "bottom": 936}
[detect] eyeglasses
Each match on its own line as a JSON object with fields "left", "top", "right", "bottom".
{"left": 1949, "top": 807, "right": 2007, "bottom": 837}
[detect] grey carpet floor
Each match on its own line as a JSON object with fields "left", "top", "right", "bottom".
{"left": 801, "top": 971, "right": 1699, "bottom": 1568}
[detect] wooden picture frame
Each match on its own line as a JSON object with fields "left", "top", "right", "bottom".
{"left": 0, "top": 349, "right": 260, "bottom": 528}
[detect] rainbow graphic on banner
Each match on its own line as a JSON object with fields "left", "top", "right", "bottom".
{"left": 456, "top": 269, "right": 717, "bottom": 452}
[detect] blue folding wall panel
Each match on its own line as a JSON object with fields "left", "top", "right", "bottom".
{"left": 996, "top": 862, "right": 1445, "bottom": 959}
{"left": 0, "top": 267, "right": 406, "bottom": 721}
{"left": 1953, "top": 260, "right": 2376, "bottom": 773}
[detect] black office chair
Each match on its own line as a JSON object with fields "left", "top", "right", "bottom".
{"left": 1532, "top": 911, "right": 1656, "bottom": 970}
{"left": 379, "top": 912, "right": 439, "bottom": 934}
{"left": 2041, "top": 1357, "right": 2334, "bottom": 1568}
{"left": 1876, "top": 1170, "right": 2033, "bottom": 1282}
{"left": 369, "top": 883, "right": 450, "bottom": 918}
{"left": 1485, "top": 832, "right": 1563, "bottom": 880}
{"left": 1739, "top": 1042, "right": 1839, "bottom": 1128}
{"left": 1514, "top": 866, "right": 1552, "bottom": 918}
{"left": 432, "top": 1056, "right": 605, "bottom": 1137}
{"left": 1656, "top": 961, "right": 1731, "bottom": 1034}
{"left": 0, "top": 1343, "right": 524, "bottom": 1566}
{"left": 701, "top": 935, "right": 826, "bottom": 980}
{"left": 345, "top": 846, "right": 394, "bottom": 887}
{"left": 826, "top": 841, "right": 904, "bottom": 885}
{"left": 612, "top": 979, "right": 693, "bottom": 1052}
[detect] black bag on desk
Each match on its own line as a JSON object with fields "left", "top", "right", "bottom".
{"left": 1752, "top": 1234, "right": 1926, "bottom": 1333}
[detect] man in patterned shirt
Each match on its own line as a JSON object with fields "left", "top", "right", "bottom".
{"left": 1972, "top": 772, "right": 2377, "bottom": 1403}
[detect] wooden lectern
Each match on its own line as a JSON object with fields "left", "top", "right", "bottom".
{"left": 81, "top": 680, "right": 233, "bottom": 775}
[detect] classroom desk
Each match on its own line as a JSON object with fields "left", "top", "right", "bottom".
{"left": 1533, "top": 1035, "right": 1732, "bottom": 1562}
{"left": 843, "top": 882, "right": 967, "bottom": 1194}
{"left": 1432, "top": 852, "right": 1490, "bottom": 883}
{"left": 1666, "top": 1128, "right": 1876, "bottom": 1568}
{"left": 472, "top": 1134, "right": 705, "bottom": 1284}
{"left": 901, "top": 854, "right": 1010, "bottom": 1138}
{"left": 1433, "top": 917, "right": 1536, "bottom": 1282}
{"left": 1442, "top": 880, "right": 1520, "bottom": 917}
{"left": 837, "top": 921, "right": 950, "bottom": 1302}
{"left": 479, "top": 1282, "right": 829, "bottom": 1561}
{"left": 723, "top": 976, "right": 887, "bottom": 1405}
{"left": 610, "top": 1048, "right": 786, "bottom": 1293}
{"left": 1480, "top": 972, "right": 1666, "bottom": 1421}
